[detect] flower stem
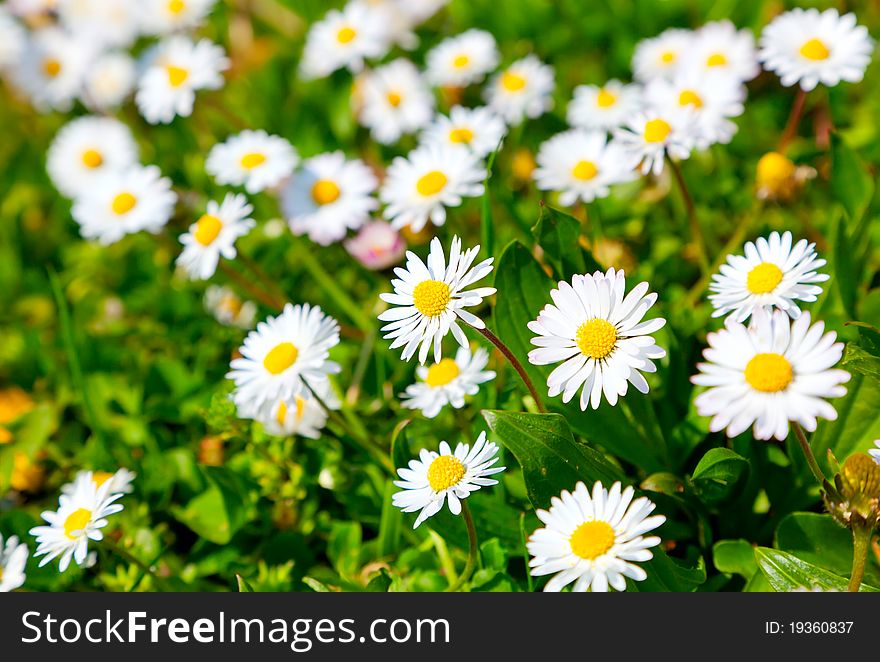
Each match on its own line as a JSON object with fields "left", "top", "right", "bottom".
{"left": 219, "top": 261, "right": 285, "bottom": 311}
{"left": 791, "top": 422, "right": 828, "bottom": 488}
{"left": 667, "top": 156, "right": 710, "bottom": 277}
{"left": 848, "top": 526, "right": 872, "bottom": 592}
{"left": 473, "top": 325, "right": 546, "bottom": 413}
{"left": 447, "top": 501, "right": 479, "bottom": 592}
{"left": 779, "top": 87, "right": 808, "bottom": 152}
{"left": 104, "top": 539, "right": 173, "bottom": 591}
{"left": 237, "top": 251, "right": 289, "bottom": 308}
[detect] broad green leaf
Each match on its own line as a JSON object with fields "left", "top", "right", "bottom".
{"left": 635, "top": 549, "right": 706, "bottom": 592}
{"left": 377, "top": 479, "right": 403, "bottom": 557}
{"left": 755, "top": 547, "right": 879, "bottom": 592}
{"left": 690, "top": 448, "right": 749, "bottom": 504}
{"left": 812, "top": 373, "right": 880, "bottom": 473}
{"left": 712, "top": 539, "right": 758, "bottom": 579}
{"left": 170, "top": 467, "right": 252, "bottom": 545}
{"left": 531, "top": 204, "right": 600, "bottom": 279}
{"left": 482, "top": 410, "right": 622, "bottom": 509}
{"left": 830, "top": 132, "right": 874, "bottom": 227}
{"left": 842, "top": 342, "right": 880, "bottom": 381}
{"left": 365, "top": 568, "right": 392, "bottom": 592}
{"left": 832, "top": 214, "right": 857, "bottom": 318}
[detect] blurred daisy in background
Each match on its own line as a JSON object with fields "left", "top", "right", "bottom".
{"left": 58, "top": 0, "right": 141, "bottom": 49}
{"left": 378, "top": 235, "right": 496, "bottom": 364}
{"left": 0, "top": 533, "right": 27, "bottom": 592}
{"left": 177, "top": 193, "right": 256, "bottom": 280}
{"left": 204, "top": 285, "right": 257, "bottom": 329}
{"left": 136, "top": 36, "right": 229, "bottom": 124}
{"left": 227, "top": 303, "right": 341, "bottom": 418}
{"left": 533, "top": 129, "right": 638, "bottom": 205}
{"left": 206, "top": 130, "right": 298, "bottom": 194}
{"left": 72, "top": 164, "right": 177, "bottom": 245}
{"left": 708, "top": 231, "right": 828, "bottom": 323}
{"left": 401, "top": 346, "right": 495, "bottom": 418}
{"left": 567, "top": 80, "right": 643, "bottom": 133}
{"left": 632, "top": 28, "right": 693, "bottom": 82}
{"left": 7, "top": 0, "right": 58, "bottom": 23}
{"left": 14, "top": 27, "right": 95, "bottom": 111}
{"left": 392, "top": 432, "right": 504, "bottom": 528}
{"left": 356, "top": 58, "right": 434, "bottom": 144}
{"left": 614, "top": 107, "right": 695, "bottom": 176}
{"left": 283, "top": 151, "right": 378, "bottom": 246}
{"left": 81, "top": 50, "right": 136, "bottom": 110}
{"left": 425, "top": 29, "right": 499, "bottom": 88}
{"left": 47, "top": 116, "right": 139, "bottom": 199}
{"left": 344, "top": 220, "right": 407, "bottom": 270}
{"left": 0, "top": 8, "right": 26, "bottom": 71}
{"left": 299, "top": 1, "right": 389, "bottom": 78}
{"left": 759, "top": 8, "right": 873, "bottom": 91}
{"left": 691, "top": 308, "right": 850, "bottom": 441}
{"left": 139, "top": 0, "right": 217, "bottom": 35}
{"left": 420, "top": 106, "right": 507, "bottom": 158}
{"left": 381, "top": 142, "right": 484, "bottom": 232}
{"left": 688, "top": 20, "right": 760, "bottom": 82}
{"left": 62, "top": 468, "right": 136, "bottom": 496}
{"left": 244, "top": 380, "right": 339, "bottom": 439}
{"left": 528, "top": 268, "right": 667, "bottom": 410}
{"left": 485, "top": 55, "right": 554, "bottom": 125}
{"left": 527, "top": 481, "right": 665, "bottom": 592}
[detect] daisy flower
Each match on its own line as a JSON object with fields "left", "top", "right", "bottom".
{"left": 425, "top": 29, "right": 499, "bottom": 88}
{"left": 356, "top": 58, "right": 434, "bottom": 145}
{"left": 241, "top": 380, "right": 339, "bottom": 439}
{"left": 614, "top": 107, "right": 696, "bottom": 176}
{"left": 758, "top": 8, "right": 873, "bottom": 91}
{"left": 13, "top": 27, "right": 95, "bottom": 112}
{"left": 29, "top": 473, "right": 125, "bottom": 572}
{"left": 46, "top": 116, "right": 139, "bottom": 199}
{"left": 527, "top": 481, "right": 665, "bottom": 592}
{"left": 380, "top": 142, "right": 485, "bottom": 233}
{"left": 567, "top": 80, "right": 643, "bottom": 133}
{"left": 62, "top": 468, "right": 136, "bottom": 496}
{"left": 72, "top": 165, "right": 177, "bottom": 245}
{"left": 484, "top": 55, "right": 555, "bottom": 126}
{"left": 227, "top": 303, "right": 341, "bottom": 418}
{"left": 6, "top": 0, "right": 56, "bottom": 21}
{"left": 691, "top": 308, "right": 850, "bottom": 441}
{"left": 344, "top": 220, "right": 407, "bottom": 270}
{"left": 0, "top": 533, "right": 27, "bottom": 592}
{"left": 58, "top": 0, "right": 141, "bottom": 49}
{"left": 378, "top": 235, "right": 496, "bottom": 364}
{"left": 81, "top": 51, "right": 136, "bottom": 111}
{"left": 138, "top": 0, "right": 217, "bottom": 35}
{"left": 870, "top": 440, "right": 880, "bottom": 465}
{"left": 401, "top": 346, "right": 496, "bottom": 418}
{"left": 176, "top": 193, "right": 256, "bottom": 280}
{"left": 282, "top": 151, "right": 378, "bottom": 246}
{"left": 420, "top": 106, "right": 507, "bottom": 158}
{"left": 527, "top": 268, "right": 667, "bottom": 410}
{"left": 708, "top": 231, "right": 829, "bottom": 323}
{"left": 135, "top": 37, "right": 229, "bottom": 125}
{"left": 206, "top": 130, "right": 298, "bottom": 194}
{"left": 0, "top": 8, "right": 26, "bottom": 71}
{"left": 533, "top": 129, "right": 638, "bottom": 205}
{"left": 688, "top": 20, "right": 760, "bottom": 82}
{"left": 632, "top": 28, "right": 694, "bottom": 82}
{"left": 299, "top": 1, "right": 389, "bottom": 78}
{"left": 392, "top": 432, "right": 504, "bottom": 528}
{"left": 204, "top": 285, "right": 256, "bottom": 329}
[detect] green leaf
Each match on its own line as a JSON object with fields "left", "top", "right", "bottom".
{"left": 812, "top": 373, "right": 880, "bottom": 473}
{"left": 689, "top": 448, "right": 749, "bottom": 504}
{"left": 377, "top": 479, "right": 402, "bottom": 557}
{"left": 302, "top": 577, "right": 332, "bottom": 593}
{"left": 531, "top": 204, "right": 600, "bottom": 279}
{"left": 830, "top": 132, "right": 874, "bottom": 227}
{"left": 170, "top": 467, "right": 252, "bottom": 545}
{"left": 832, "top": 214, "right": 857, "bottom": 318}
{"left": 635, "top": 549, "right": 706, "bottom": 592}
{"left": 482, "top": 410, "right": 622, "bottom": 510}
{"left": 755, "top": 547, "right": 879, "bottom": 592}
{"left": 712, "top": 539, "right": 758, "bottom": 579}
{"left": 842, "top": 342, "right": 880, "bottom": 381}
{"left": 390, "top": 418, "right": 412, "bottom": 472}
{"left": 236, "top": 574, "right": 255, "bottom": 592}
{"left": 365, "top": 568, "right": 392, "bottom": 592}
{"left": 327, "top": 522, "right": 362, "bottom": 579}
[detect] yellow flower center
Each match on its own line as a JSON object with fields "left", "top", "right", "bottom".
{"left": 449, "top": 127, "right": 474, "bottom": 144}
{"left": 43, "top": 58, "right": 61, "bottom": 77}
{"left": 756, "top": 152, "right": 796, "bottom": 189}
{"left": 311, "top": 179, "right": 341, "bottom": 205}
{"left": 644, "top": 118, "right": 672, "bottom": 143}
{"left": 427, "top": 455, "right": 466, "bottom": 491}
{"left": 706, "top": 52, "right": 727, "bottom": 67}
{"left": 425, "top": 358, "right": 461, "bottom": 387}
{"left": 453, "top": 54, "right": 470, "bottom": 69}
{"left": 111, "top": 192, "right": 137, "bottom": 215}
{"left": 596, "top": 88, "right": 617, "bottom": 108}
{"left": 800, "top": 38, "right": 830, "bottom": 61}
{"left": 571, "top": 160, "right": 598, "bottom": 181}
{"left": 166, "top": 65, "right": 189, "bottom": 87}
{"left": 576, "top": 319, "right": 618, "bottom": 359}
{"left": 168, "top": 0, "right": 186, "bottom": 14}
{"left": 659, "top": 50, "right": 676, "bottom": 64}
{"left": 193, "top": 214, "right": 223, "bottom": 246}
{"left": 746, "top": 262, "right": 783, "bottom": 294}
{"left": 501, "top": 71, "right": 526, "bottom": 92}
{"left": 240, "top": 152, "right": 267, "bottom": 170}
{"left": 415, "top": 170, "right": 448, "bottom": 197}
{"left": 569, "top": 520, "right": 615, "bottom": 560}
{"left": 412, "top": 279, "right": 451, "bottom": 318}
{"left": 744, "top": 353, "right": 793, "bottom": 393}
{"left": 386, "top": 91, "right": 402, "bottom": 107}
{"left": 336, "top": 26, "right": 357, "bottom": 44}
{"left": 92, "top": 471, "right": 114, "bottom": 488}
{"left": 263, "top": 342, "right": 299, "bottom": 375}
{"left": 63, "top": 508, "right": 92, "bottom": 540}
{"left": 81, "top": 149, "right": 103, "bottom": 169}
{"left": 678, "top": 89, "right": 703, "bottom": 109}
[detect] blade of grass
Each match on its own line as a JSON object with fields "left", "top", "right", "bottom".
{"left": 480, "top": 145, "right": 500, "bottom": 260}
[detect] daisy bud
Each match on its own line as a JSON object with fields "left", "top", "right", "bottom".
{"left": 827, "top": 453, "right": 880, "bottom": 530}
{"left": 344, "top": 221, "right": 406, "bottom": 270}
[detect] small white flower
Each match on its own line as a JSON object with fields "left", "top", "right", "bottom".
{"left": 0, "top": 8, "right": 26, "bottom": 71}
{"left": 136, "top": 36, "right": 229, "bottom": 125}
{"left": 425, "top": 29, "right": 499, "bottom": 88}
{"left": 356, "top": 58, "right": 434, "bottom": 145}
{"left": 58, "top": 0, "right": 141, "bottom": 49}
{"left": 567, "top": 79, "right": 643, "bottom": 132}
{"left": 380, "top": 142, "right": 485, "bottom": 233}
{"left": 29, "top": 472, "right": 125, "bottom": 572}
{"left": 528, "top": 269, "right": 666, "bottom": 410}
{"left": 709, "top": 231, "right": 829, "bottom": 323}
{"left": 72, "top": 165, "right": 177, "bottom": 245}
{"left": 869, "top": 440, "right": 880, "bottom": 465}
{"left": 533, "top": 129, "right": 638, "bottom": 205}
{"left": 691, "top": 308, "right": 850, "bottom": 441}
{"left": 378, "top": 235, "right": 496, "bottom": 364}
{"left": 632, "top": 28, "right": 695, "bottom": 82}
{"left": 392, "top": 432, "right": 504, "bottom": 528}
{"left": 81, "top": 51, "right": 136, "bottom": 111}
{"left": 0, "top": 533, "right": 28, "bottom": 592}
{"left": 484, "top": 55, "right": 555, "bottom": 126}
{"left": 206, "top": 130, "right": 298, "bottom": 194}
{"left": 204, "top": 285, "right": 256, "bottom": 329}
{"left": 614, "top": 107, "right": 696, "bottom": 176}
{"left": 282, "top": 151, "right": 378, "bottom": 246}
{"left": 420, "top": 106, "right": 507, "bottom": 159}
{"left": 240, "top": 379, "right": 339, "bottom": 439}
{"left": 759, "top": 8, "right": 873, "bottom": 91}
{"left": 299, "top": 1, "right": 390, "bottom": 78}
{"left": 138, "top": 0, "right": 217, "bottom": 35}
{"left": 13, "top": 27, "right": 96, "bottom": 112}
{"left": 687, "top": 20, "right": 760, "bottom": 82}
{"left": 176, "top": 193, "right": 256, "bottom": 280}
{"left": 528, "top": 481, "right": 665, "bottom": 592}
{"left": 401, "top": 346, "right": 495, "bottom": 418}
{"left": 227, "top": 303, "right": 341, "bottom": 419}
{"left": 62, "top": 468, "right": 136, "bottom": 496}
{"left": 47, "top": 116, "right": 139, "bottom": 199}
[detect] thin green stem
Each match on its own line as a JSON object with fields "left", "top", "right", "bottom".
{"left": 237, "top": 251, "right": 289, "bottom": 306}
{"left": 667, "top": 156, "right": 710, "bottom": 277}
{"left": 219, "top": 261, "right": 285, "bottom": 311}
{"left": 779, "top": 87, "right": 808, "bottom": 152}
{"left": 792, "top": 422, "right": 828, "bottom": 488}
{"left": 446, "top": 501, "right": 479, "bottom": 592}
{"left": 104, "top": 539, "right": 173, "bottom": 591}
{"left": 473, "top": 325, "right": 546, "bottom": 413}
{"left": 848, "top": 526, "right": 871, "bottom": 593}
{"left": 297, "top": 246, "right": 373, "bottom": 332}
